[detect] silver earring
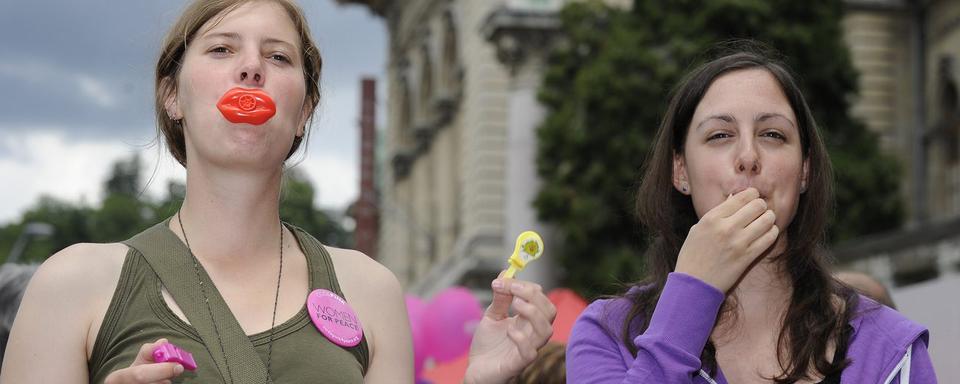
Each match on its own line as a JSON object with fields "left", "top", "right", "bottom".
{"left": 681, "top": 184, "right": 688, "bottom": 193}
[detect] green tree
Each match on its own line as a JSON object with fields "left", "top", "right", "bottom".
{"left": 536, "top": 0, "right": 903, "bottom": 297}
{"left": 1, "top": 156, "right": 351, "bottom": 263}
{"left": 105, "top": 154, "right": 143, "bottom": 197}
{"left": 153, "top": 180, "right": 186, "bottom": 219}
{"left": 91, "top": 153, "right": 158, "bottom": 242}
{"left": 88, "top": 194, "right": 155, "bottom": 243}
{"left": 0, "top": 196, "right": 93, "bottom": 263}
{"left": 280, "top": 168, "right": 350, "bottom": 247}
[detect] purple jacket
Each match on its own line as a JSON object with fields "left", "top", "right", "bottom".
{"left": 567, "top": 273, "right": 936, "bottom": 383}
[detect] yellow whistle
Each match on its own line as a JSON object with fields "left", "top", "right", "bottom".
{"left": 503, "top": 231, "right": 544, "bottom": 279}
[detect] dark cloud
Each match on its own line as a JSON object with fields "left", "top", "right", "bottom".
{"left": 0, "top": 0, "right": 385, "bottom": 158}
{"left": 0, "top": 1, "right": 171, "bottom": 140}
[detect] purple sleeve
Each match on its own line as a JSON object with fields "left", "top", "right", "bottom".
{"left": 566, "top": 273, "right": 725, "bottom": 384}
{"left": 902, "top": 338, "right": 938, "bottom": 383}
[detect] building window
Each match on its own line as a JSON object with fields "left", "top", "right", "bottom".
{"left": 418, "top": 45, "right": 434, "bottom": 122}
{"left": 441, "top": 10, "right": 461, "bottom": 93}
{"left": 937, "top": 55, "right": 959, "bottom": 163}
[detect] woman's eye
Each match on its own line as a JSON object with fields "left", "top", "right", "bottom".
{"left": 707, "top": 132, "right": 732, "bottom": 141}
{"left": 761, "top": 131, "right": 787, "bottom": 141}
{"left": 209, "top": 46, "right": 231, "bottom": 55}
{"left": 270, "top": 53, "right": 291, "bottom": 63}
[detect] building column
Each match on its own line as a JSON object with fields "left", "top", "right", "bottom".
{"left": 482, "top": 4, "right": 563, "bottom": 289}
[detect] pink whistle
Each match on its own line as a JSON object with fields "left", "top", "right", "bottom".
{"left": 152, "top": 343, "right": 197, "bottom": 371}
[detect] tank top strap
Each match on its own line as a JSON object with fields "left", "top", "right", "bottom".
{"left": 88, "top": 246, "right": 143, "bottom": 373}
{"left": 286, "top": 223, "right": 370, "bottom": 373}
{"left": 123, "top": 219, "right": 271, "bottom": 384}
{"left": 287, "top": 224, "right": 343, "bottom": 295}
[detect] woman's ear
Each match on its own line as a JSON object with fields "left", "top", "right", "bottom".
{"left": 296, "top": 100, "right": 313, "bottom": 137}
{"left": 800, "top": 157, "right": 810, "bottom": 193}
{"left": 673, "top": 152, "right": 690, "bottom": 195}
{"left": 161, "top": 77, "right": 181, "bottom": 120}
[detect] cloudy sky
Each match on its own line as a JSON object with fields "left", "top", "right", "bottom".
{"left": 0, "top": 0, "right": 386, "bottom": 224}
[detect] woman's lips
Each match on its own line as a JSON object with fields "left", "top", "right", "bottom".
{"left": 728, "top": 182, "right": 767, "bottom": 199}
{"left": 217, "top": 88, "right": 276, "bottom": 125}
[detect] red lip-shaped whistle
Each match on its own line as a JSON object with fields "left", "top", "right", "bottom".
{"left": 217, "top": 88, "right": 276, "bottom": 125}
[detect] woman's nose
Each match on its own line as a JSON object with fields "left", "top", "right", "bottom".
{"left": 239, "top": 70, "right": 261, "bottom": 84}
{"left": 735, "top": 142, "right": 761, "bottom": 174}
{"left": 737, "top": 160, "right": 759, "bottom": 173}
{"left": 237, "top": 57, "right": 264, "bottom": 86}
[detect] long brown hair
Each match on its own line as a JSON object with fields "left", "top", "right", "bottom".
{"left": 626, "top": 44, "right": 859, "bottom": 382}
{"left": 155, "top": 0, "right": 323, "bottom": 166}
{"left": 506, "top": 342, "right": 567, "bottom": 384}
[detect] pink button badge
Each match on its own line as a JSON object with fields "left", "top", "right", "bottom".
{"left": 306, "top": 289, "right": 363, "bottom": 347}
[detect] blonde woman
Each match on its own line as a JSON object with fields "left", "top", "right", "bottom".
{"left": 2, "top": 1, "right": 555, "bottom": 383}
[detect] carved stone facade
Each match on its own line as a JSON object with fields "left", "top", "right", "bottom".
{"left": 334, "top": 0, "right": 629, "bottom": 296}
{"left": 839, "top": 0, "right": 960, "bottom": 302}
{"left": 339, "top": 0, "right": 960, "bottom": 297}
{"left": 338, "top": 0, "right": 960, "bottom": 374}
{"left": 844, "top": 0, "right": 960, "bottom": 224}
{"left": 840, "top": 1, "right": 960, "bottom": 377}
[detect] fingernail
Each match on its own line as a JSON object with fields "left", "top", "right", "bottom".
{"left": 174, "top": 364, "right": 184, "bottom": 374}
{"left": 492, "top": 279, "right": 504, "bottom": 290}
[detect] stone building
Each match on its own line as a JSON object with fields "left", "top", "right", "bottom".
{"left": 338, "top": 0, "right": 629, "bottom": 297}
{"left": 844, "top": 0, "right": 960, "bottom": 225}
{"left": 839, "top": 1, "right": 960, "bottom": 379}
{"left": 339, "top": 0, "right": 959, "bottom": 317}
{"left": 839, "top": 0, "right": 960, "bottom": 284}
{"left": 337, "top": 0, "right": 959, "bottom": 377}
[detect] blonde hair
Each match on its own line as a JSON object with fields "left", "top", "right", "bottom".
{"left": 155, "top": 0, "right": 322, "bottom": 166}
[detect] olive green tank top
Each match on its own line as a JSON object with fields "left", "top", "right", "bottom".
{"left": 88, "top": 220, "right": 369, "bottom": 383}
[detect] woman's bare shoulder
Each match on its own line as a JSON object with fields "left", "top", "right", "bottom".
{"left": 323, "top": 246, "right": 405, "bottom": 332}
{"left": 29, "top": 242, "right": 129, "bottom": 318}
{"left": 38, "top": 242, "right": 129, "bottom": 289}
{"left": 323, "top": 246, "right": 402, "bottom": 294}
{"left": 323, "top": 246, "right": 412, "bottom": 375}
{"left": 1, "top": 242, "right": 129, "bottom": 380}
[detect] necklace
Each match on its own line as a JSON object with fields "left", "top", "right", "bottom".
{"left": 177, "top": 210, "right": 284, "bottom": 384}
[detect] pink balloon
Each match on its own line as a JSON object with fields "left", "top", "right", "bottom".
{"left": 405, "top": 294, "right": 428, "bottom": 378}
{"left": 421, "top": 287, "right": 484, "bottom": 363}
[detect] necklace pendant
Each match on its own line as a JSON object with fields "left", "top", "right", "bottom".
{"left": 306, "top": 289, "right": 363, "bottom": 347}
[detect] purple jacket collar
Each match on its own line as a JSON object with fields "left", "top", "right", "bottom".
{"left": 566, "top": 273, "right": 936, "bottom": 383}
